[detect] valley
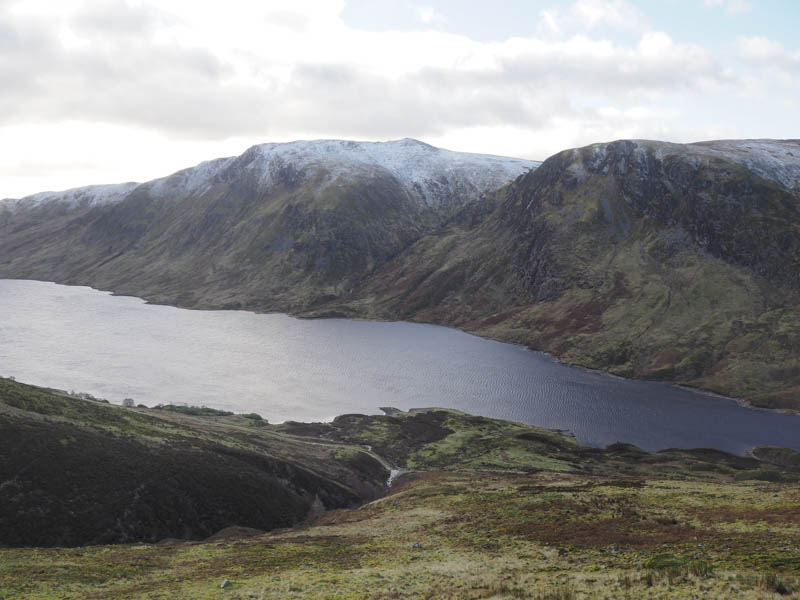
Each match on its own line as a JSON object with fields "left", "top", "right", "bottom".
{"left": 4, "top": 2, "right": 798, "bottom": 597}
{"left": 3, "top": 279, "right": 799, "bottom": 454}
{"left": 2, "top": 137, "right": 800, "bottom": 598}
{"left": 2, "top": 138, "right": 799, "bottom": 411}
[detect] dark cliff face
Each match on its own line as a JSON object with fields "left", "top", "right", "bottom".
{"left": 502, "top": 140, "right": 800, "bottom": 301}
{"left": 596, "top": 141, "right": 800, "bottom": 283}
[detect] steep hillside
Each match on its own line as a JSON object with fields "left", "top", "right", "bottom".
{"left": 345, "top": 140, "right": 800, "bottom": 410}
{"left": 501, "top": 139, "right": 800, "bottom": 408}
{"left": 0, "top": 139, "right": 535, "bottom": 311}
{"left": 0, "top": 378, "right": 388, "bottom": 547}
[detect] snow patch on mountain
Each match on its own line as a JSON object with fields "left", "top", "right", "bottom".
{"left": 238, "top": 138, "right": 540, "bottom": 207}
{"left": 147, "top": 157, "right": 237, "bottom": 198}
{"left": 580, "top": 139, "right": 800, "bottom": 192}
{"left": 690, "top": 139, "right": 800, "bottom": 190}
{"left": 1, "top": 182, "right": 139, "bottom": 213}
{"left": 2, "top": 139, "right": 538, "bottom": 212}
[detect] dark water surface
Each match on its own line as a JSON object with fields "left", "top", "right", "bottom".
{"left": 1, "top": 279, "right": 798, "bottom": 454}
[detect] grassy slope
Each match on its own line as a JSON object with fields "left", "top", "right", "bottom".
{"left": 2, "top": 382, "right": 800, "bottom": 598}
{"left": 0, "top": 167, "right": 438, "bottom": 313}
{"left": 0, "top": 378, "right": 388, "bottom": 547}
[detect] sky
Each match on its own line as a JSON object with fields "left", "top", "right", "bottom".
{"left": 1, "top": 0, "right": 798, "bottom": 199}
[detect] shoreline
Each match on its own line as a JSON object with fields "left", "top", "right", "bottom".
{"left": 5, "top": 276, "right": 766, "bottom": 412}
{"left": 3, "top": 370, "right": 799, "bottom": 459}
{"left": 2, "top": 277, "right": 799, "bottom": 457}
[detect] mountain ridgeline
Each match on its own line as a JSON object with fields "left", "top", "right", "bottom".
{"left": 2, "top": 138, "right": 799, "bottom": 409}
{"left": 0, "top": 139, "right": 535, "bottom": 309}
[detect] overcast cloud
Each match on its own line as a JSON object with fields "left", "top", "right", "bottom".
{"left": 0, "top": 0, "right": 798, "bottom": 198}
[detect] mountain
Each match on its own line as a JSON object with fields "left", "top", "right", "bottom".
{"left": 0, "top": 138, "right": 536, "bottom": 310}
{"left": 355, "top": 139, "right": 800, "bottom": 409}
{"left": 1, "top": 138, "right": 799, "bottom": 409}
{"left": 0, "top": 182, "right": 139, "bottom": 214}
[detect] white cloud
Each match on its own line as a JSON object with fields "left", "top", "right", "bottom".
{"left": 537, "top": 0, "right": 648, "bottom": 37}
{"left": 570, "top": 0, "right": 648, "bottom": 31}
{"left": 538, "top": 10, "right": 560, "bottom": 35}
{"left": 415, "top": 5, "right": 445, "bottom": 26}
{"left": 0, "top": 0, "right": 791, "bottom": 198}
{"left": 736, "top": 36, "right": 800, "bottom": 105}
{"left": 0, "top": 2, "right": 725, "bottom": 139}
{"left": 739, "top": 36, "right": 785, "bottom": 61}
{"left": 702, "top": 0, "right": 751, "bottom": 15}
{"left": 739, "top": 36, "right": 800, "bottom": 67}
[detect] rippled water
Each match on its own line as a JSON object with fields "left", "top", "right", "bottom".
{"left": 1, "top": 279, "right": 799, "bottom": 454}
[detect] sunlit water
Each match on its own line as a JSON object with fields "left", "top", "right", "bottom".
{"left": 1, "top": 279, "right": 799, "bottom": 454}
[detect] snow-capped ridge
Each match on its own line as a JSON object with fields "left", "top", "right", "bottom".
{"left": 2, "top": 138, "right": 539, "bottom": 212}
{"left": 574, "top": 138, "right": 800, "bottom": 192}
{"left": 147, "top": 157, "right": 237, "bottom": 198}
{"left": 690, "top": 139, "right": 800, "bottom": 190}
{"left": 1, "top": 182, "right": 140, "bottom": 213}
{"left": 6, "top": 138, "right": 797, "bottom": 216}
{"left": 235, "top": 138, "right": 540, "bottom": 208}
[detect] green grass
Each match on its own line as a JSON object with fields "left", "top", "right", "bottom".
{"left": 0, "top": 378, "right": 388, "bottom": 547}
{"left": 152, "top": 404, "right": 236, "bottom": 417}
{"left": 4, "top": 380, "right": 800, "bottom": 597}
{"left": 2, "top": 471, "right": 799, "bottom": 599}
